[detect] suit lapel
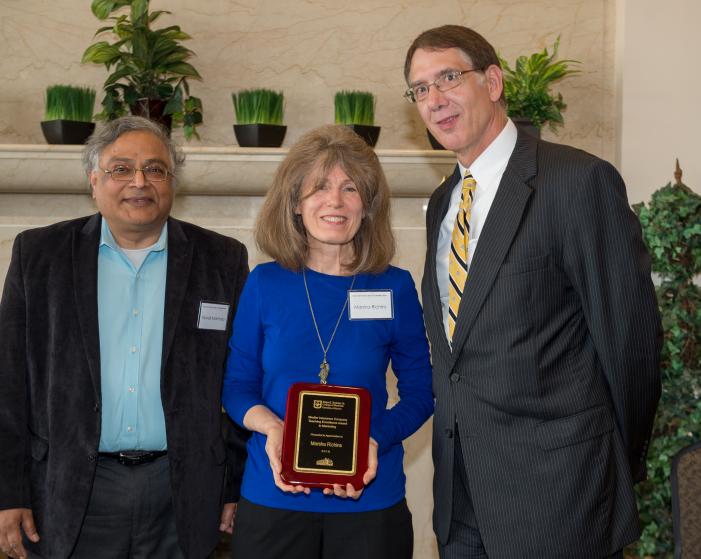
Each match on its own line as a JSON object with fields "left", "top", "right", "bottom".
{"left": 161, "top": 218, "right": 193, "bottom": 378}
{"left": 73, "top": 214, "right": 102, "bottom": 404}
{"left": 449, "top": 132, "right": 538, "bottom": 366}
{"left": 424, "top": 166, "right": 460, "bottom": 357}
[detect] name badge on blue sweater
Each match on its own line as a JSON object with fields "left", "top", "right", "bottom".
{"left": 197, "top": 301, "right": 229, "bottom": 331}
{"left": 348, "top": 290, "right": 394, "bottom": 320}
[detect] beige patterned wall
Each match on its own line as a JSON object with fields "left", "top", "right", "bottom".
{"left": 0, "top": 2, "right": 618, "bottom": 557}
{"left": 1, "top": 0, "right": 615, "bottom": 158}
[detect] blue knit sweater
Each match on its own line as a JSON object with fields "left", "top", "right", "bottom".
{"left": 223, "top": 262, "right": 433, "bottom": 512}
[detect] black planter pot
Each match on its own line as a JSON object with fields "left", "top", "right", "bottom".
{"left": 233, "top": 124, "right": 287, "bottom": 147}
{"left": 427, "top": 129, "right": 446, "bottom": 150}
{"left": 345, "top": 124, "right": 381, "bottom": 147}
{"left": 130, "top": 98, "right": 173, "bottom": 133}
{"left": 511, "top": 117, "right": 541, "bottom": 139}
{"left": 41, "top": 120, "right": 96, "bottom": 145}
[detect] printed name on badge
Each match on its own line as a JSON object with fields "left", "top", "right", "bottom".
{"left": 197, "top": 301, "right": 229, "bottom": 331}
{"left": 348, "top": 290, "right": 394, "bottom": 320}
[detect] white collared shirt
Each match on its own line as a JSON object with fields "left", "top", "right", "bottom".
{"left": 436, "top": 119, "right": 518, "bottom": 339}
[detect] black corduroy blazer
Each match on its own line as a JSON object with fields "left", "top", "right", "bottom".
{"left": 0, "top": 214, "right": 249, "bottom": 559}
{"left": 423, "top": 131, "right": 661, "bottom": 558}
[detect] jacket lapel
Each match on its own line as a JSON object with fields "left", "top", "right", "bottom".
{"left": 73, "top": 213, "right": 102, "bottom": 404}
{"left": 448, "top": 132, "right": 538, "bottom": 367}
{"left": 161, "top": 218, "right": 193, "bottom": 378}
{"left": 424, "top": 166, "right": 460, "bottom": 357}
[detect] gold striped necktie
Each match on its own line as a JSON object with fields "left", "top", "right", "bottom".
{"left": 448, "top": 171, "right": 476, "bottom": 341}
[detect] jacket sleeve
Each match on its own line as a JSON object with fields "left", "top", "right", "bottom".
{"left": 370, "top": 270, "right": 434, "bottom": 454}
{"left": 0, "top": 234, "right": 31, "bottom": 509}
{"left": 563, "top": 159, "right": 662, "bottom": 482}
{"left": 222, "top": 240, "right": 251, "bottom": 502}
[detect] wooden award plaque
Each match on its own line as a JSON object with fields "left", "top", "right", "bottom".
{"left": 280, "top": 382, "right": 371, "bottom": 490}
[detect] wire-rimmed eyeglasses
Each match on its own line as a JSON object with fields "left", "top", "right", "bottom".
{"left": 100, "top": 164, "right": 173, "bottom": 182}
{"left": 404, "top": 69, "right": 482, "bottom": 103}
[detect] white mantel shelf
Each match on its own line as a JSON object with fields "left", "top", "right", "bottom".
{"left": 0, "top": 144, "right": 455, "bottom": 198}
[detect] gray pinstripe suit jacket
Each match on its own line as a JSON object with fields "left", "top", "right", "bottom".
{"left": 423, "top": 131, "right": 661, "bottom": 558}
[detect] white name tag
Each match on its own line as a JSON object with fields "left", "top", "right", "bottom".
{"left": 197, "top": 301, "right": 229, "bottom": 331}
{"left": 348, "top": 290, "right": 394, "bottom": 320}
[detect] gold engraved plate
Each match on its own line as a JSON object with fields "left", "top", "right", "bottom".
{"left": 293, "top": 390, "right": 359, "bottom": 475}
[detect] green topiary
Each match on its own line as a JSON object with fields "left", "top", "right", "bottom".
{"left": 629, "top": 161, "right": 701, "bottom": 558}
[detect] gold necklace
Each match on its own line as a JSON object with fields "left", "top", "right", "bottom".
{"left": 302, "top": 268, "right": 356, "bottom": 384}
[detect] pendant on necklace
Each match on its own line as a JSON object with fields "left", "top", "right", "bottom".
{"left": 319, "top": 359, "right": 330, "bottom": 384}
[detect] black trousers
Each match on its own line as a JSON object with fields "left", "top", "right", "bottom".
{"left": 67, "top": 455, "right": 183, "bottom": 559}
{"left": 230, "top": 497, "right": 413, "bottom": 559}
{"left": 439, "top": 430, "right": 486, "bottom": 559}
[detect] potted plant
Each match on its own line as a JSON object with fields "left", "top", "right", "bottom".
{"left": 499, "top": 36, "right": 580, "bottom": 138}
{"left": 232, "top": 88, "right": 286, "bottom": 147}
{"left": 41, "top": 84, "right": 96, "bottom": 144}
{"left": 334, "top": 91, "right": 380, "bottom": 147}
{"left": 81, "top": 0, "right": 203, "bottom": 140}
{"left": 629, "top": 161, "right": 701, "bottom": 558}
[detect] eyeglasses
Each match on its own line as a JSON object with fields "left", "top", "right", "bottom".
{"left": 404, "top": 69, "right": 482, "bottom": 103}
{"left": 101, "top": 164, "right": 172, "bottom": 182}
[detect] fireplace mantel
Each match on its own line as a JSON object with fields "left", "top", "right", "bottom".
{"left": 0, "top": 145, "right": 455, "bottom": 197}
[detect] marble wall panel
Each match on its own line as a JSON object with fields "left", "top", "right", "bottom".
{"left": 1, "top": 0, "right": 615, "bottom": 159}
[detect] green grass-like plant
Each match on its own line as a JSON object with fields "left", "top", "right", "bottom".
{"left": 499, "top": 37, "right": 580, "bottom": 132}
{"left": 334, "top": 91, "right": 375, "bottom": 126}
{"left": 232, "top": 89, "right": 284, "bottom": 125}
{"left": 44, "top": 85, "right": 96, "bottom": 122}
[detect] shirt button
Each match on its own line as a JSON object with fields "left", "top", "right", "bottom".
{"left": 127, "top": 426, "right": 133, "bottom": 432}
{"left": 130, "top": 346, "right": 137, "bottom": 353}
{"left": 128, "top": 386, "right": 135, "bottom": 393}
{"left": 132, "top": 309, "right": 139, "bottom": 316}
{"left": 450, "top": 373, "right": 460, "bottom": 383}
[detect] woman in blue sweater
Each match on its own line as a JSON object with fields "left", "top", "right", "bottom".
{"left": 222, "top": 125, "right": 433, "bottom": 559}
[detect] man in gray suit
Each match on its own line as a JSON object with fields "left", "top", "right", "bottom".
{"left": 0, "top": 116, "right": 248, "bottom": 558}
{"left": 404, "top": 25, "right": 661, "bottom": 558}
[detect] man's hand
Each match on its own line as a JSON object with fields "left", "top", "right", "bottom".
{"left": 219, "top": 502, "right": 237, "bottom": 535}
{"left": 0, "top": 508, "right": 39, "bottom": 559}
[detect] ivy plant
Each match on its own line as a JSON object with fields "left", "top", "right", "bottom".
{"left": 629, "top": 162, "right": 701, "bottom": 557}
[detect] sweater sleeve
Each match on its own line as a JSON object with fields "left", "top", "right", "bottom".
{"left": 0, "top": 234, "right": 31, "bottom": 509}
{"left": 222, "top": 266, "right": 266, "bottom": 427}
{"left": 370, "top": 270, "right": 434, "bottom": 453}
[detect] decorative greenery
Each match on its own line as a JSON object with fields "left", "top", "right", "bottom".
{"left": 499, "top": 37, "right": 580, "bottom": 132}
{"left": 44, "top": 85, "right": 96, "bottom": 122}
{"left": 334, "top": 91, "right": 375, "bottom": 126}
{"left": 81, "top": 0, "right": 203, "bottom": 140}
{"left": 629, "top": 162, "right": 701, "bottom": 558}
{"left": 232, "top": 89, "right": 284, "bottom": 125}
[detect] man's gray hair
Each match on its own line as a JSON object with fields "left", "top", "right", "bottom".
{"left": 82, "top": 116, "right": 185, "bottom": 183}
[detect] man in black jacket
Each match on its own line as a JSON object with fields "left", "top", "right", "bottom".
{"left": 404, "top": 25, "right": 661, "bottom": 558}
{"left": 0, "top": 116, "right": 249, "bottom": 558}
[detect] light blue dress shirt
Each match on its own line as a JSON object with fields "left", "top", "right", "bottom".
{"left": 97, "top": 219, "right": 168, "bottom": 452}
